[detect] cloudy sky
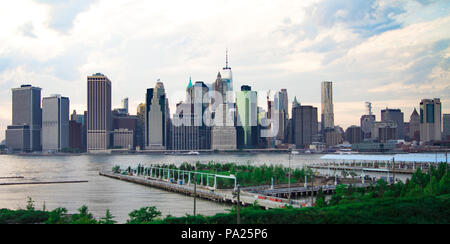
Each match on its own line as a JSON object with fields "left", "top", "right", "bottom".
{"left": 0, "top": 0, "right": 449, "bottom": 141}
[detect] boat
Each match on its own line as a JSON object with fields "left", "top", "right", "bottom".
{"left": 186, "top": 151, "right": 200, "bottom": 155}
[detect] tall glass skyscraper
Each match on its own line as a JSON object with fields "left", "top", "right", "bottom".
{"left": 236, "top": 85, "right": 258, "bottom": 149}
{"left": 420, "top": 98, "right": 442, "bottom": 142}
{"left": 5, "top": 85, "right": 42, "bottom": 152}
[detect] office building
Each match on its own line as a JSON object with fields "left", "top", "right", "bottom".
{"left": 420, "top": 98, "right": 442, "bottom": 143}
{"left": 211, "top": 73, "right": 236, "bottom": 150}
{"left": 274, "top": 89, "right": 289, "bottom": 143}
{"left": 360, "top": 102, "right": 375, "bottom": 140}
{"left": 345, "top": 126, "right": 363, "bottom": 144}
{"left": 291, "top": 103, "right": 318, "bottom": 149}
{"left": 5, "top": 85, "right": 42, "bottom": 152}
{"left": 325, "top": 130, "right": 343, "bottom": 148}
{"left": 443, "top": 114, "right": 450, "bottom": 140}
{"left": 122, "top": 97, "right": 129, "bottom": 114}
{"left": 87, "top": 73, "right": 112, "bottom": 151}
{"left": 136, "top": 103, "right": 146, "bottom": 150}
{"left": 321, "top": 81, "right": 334, "bottom": 130}
{"left": 69, "top": 120, "right": 83, "bottom": 151}
{"left": 171, "top": 103, "right": 199, "bottom": 150}
{"left": 409, "top": 108, "right": 420, "bottom": 142}
{"left": 145, "top": 82, "right": 169, "bottom": 150}
{"left": 236, "top": 85, "right": 258, "bottom": 149}
{"left": 71, "top": 110, "right": 86, "bottom": 151}
{"left": 372, "top": 121, "right": 398, "bottom": 143}
{"left": 381, "top": 108, "right": 405, "bottom": 139}
{"left": 113, "top": 128, "right": 134, "bottom": 149}
{"left": 112, "top": 109, "right": 137, "bottom": 149}
{"left": 42, "top": 95, "right": 70, "bottom": 152}
{"left": 361, "top": 115, "right": 376, "bottom": 140}
{"left": 211, "top": 104, "right": 237, "bottom": 151}
{"left": 213, "top": 72, "right": 230, "bottom": 104}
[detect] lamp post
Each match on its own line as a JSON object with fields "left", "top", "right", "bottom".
{"left": 193, "top": 165, "right": 197, "bottom": 216}
{"left": 288, "top": 147, "right": 292, "bottom": 204}
{"left": 237, "top": 184, "right": 241, "bottom": 224}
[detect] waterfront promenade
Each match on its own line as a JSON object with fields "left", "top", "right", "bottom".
{"left": 99, "top": 171, "right": 302, "bottom": 209}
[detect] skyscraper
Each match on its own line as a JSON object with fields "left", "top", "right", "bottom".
{"left": 42, "top": 95, "right": 70, "bottom": 152}
{"left": 87, "top": 73, "right": 112, "bottom": 151}
{"left": 321, "top": 81, "right": 334, "bottom": 130}
{"left": 345, "top": 126, "right": 363, "bottom": 144}
{"left": 291, "top": 103, "right": 318, "bottom": 149}
{"left": 121, "top": 97, "right": 129, "bottom": 114}
{"left": 274, "top": 89, "right": 289, "bottom": 143}
{"left": 221, "top": 50, "right": 233, "bottom": 93}
{"left": 443, "top": 114, "right": 450, "bottom": 141}
{"left": 420, "top": 98, "right": 442, "bottom": 143}
{"left": 236, "top": 85, "right": 258, "bottom": 149}
{"left": 5, "top": 85, "right": 42, "bottom": 152}
{"left": 136, "top": 103, "right": 146, "bottom": 149}
{"left": 145, "top": 81, "right": 169, "bottom": 150}
{"left": 211, "top": 103, "right": 237, "bottom": 151}
{"left": 372, "top": 121, "right": 398, "bottom": 143}
{"left": 409, "top": 108, "right": 420, "bottom": 142}
{"left": 211, "top": 72, "right": 236, "bottom": 151}
{"left": 213, "top": 72, "right": 229, "bottom": 103}
{"left": 171, "top": 103, "right": 199, "bottom": 151}
{"left": 381, "top": 108, "right": 405, "bottom": 139}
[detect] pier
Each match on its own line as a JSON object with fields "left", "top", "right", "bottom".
{"left": 99, "top": 171, "right": 303, "bottom": 209}
{"left": 307, "top": 160, "right": 433, "bottom": 175}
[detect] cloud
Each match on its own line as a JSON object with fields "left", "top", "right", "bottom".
{"left": 0, "top": 0, "right": 449, "bottom": 139}
{"left": 34, "top": 0, "right": 98, "bottom": 32}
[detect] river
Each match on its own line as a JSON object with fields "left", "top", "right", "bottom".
{"left": 0, "top": 153, "right": 322, "bottom": 223}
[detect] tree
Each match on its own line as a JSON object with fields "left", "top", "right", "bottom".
{"left": 70, "top": 205, "right": 98, "bottom": 224}
{"left": 99, "top": 209, "right": 116, "bottom": 224}
{"left": 45, "top": 208, "right": 70, "bottom": 224}
{"left": 315, "top": 188, "right": 326, "bottom": 208}
{"left": 26, "top": 197, "right": 35, "bottom": 211}
{"left": 112, "top": 165, "right": 121, "bottom": 174}
{"left": 127, "top": 206, "right": 162, "bottom": 224}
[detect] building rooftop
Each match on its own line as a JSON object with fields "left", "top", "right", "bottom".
{"left": 321, "top": 153, "right": 448, "bottom": 163}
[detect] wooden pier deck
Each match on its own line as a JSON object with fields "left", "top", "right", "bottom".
{"left": 99, "top": 171, "right": 300, "bottom": 209}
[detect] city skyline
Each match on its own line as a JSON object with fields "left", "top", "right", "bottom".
{"left": 1, "top": 0, "right": 450, "bottom": 141}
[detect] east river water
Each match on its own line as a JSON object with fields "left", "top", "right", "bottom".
{"left": 0, "top": 152, "right": 431, "bottom": 223}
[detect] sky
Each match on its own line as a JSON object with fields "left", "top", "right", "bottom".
{"left": 0, "top": 0, "right": 449, "bottom": 141}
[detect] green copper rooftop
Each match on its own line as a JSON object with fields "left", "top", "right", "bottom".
{"left": 187, "top": 77, "right": 193, "bottom": 89}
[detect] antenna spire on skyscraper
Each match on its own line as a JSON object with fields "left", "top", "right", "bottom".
{"left": 224, "top": 49, "right": 230, "bottom": 70}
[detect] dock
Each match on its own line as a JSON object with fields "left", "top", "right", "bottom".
{"left": 307, "top": 161, "right": 426, "bottom": 175}
{"left": 99, "top": 171, "right": 302, "bottom": 209}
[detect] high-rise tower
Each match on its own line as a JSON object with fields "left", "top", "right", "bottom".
{"left": 221, "top": 50, "right": 233, "bottom": 92}
{"left": 420, "top": 98, "right": 442, "bottom": 142}
{"left": 145, "top": 81, "right": 169, "bottom": 150}
{"left": 321, "top": 81, "right": 334, "bottom": 130}
{"left": 42, "top": 95, "right": 70, "bottom": 152}
{"left": 87, "top": 73, "right": 112, "bottom": 151}
{"left": 5, "top": 85, "right": 42, "bottom": 152}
